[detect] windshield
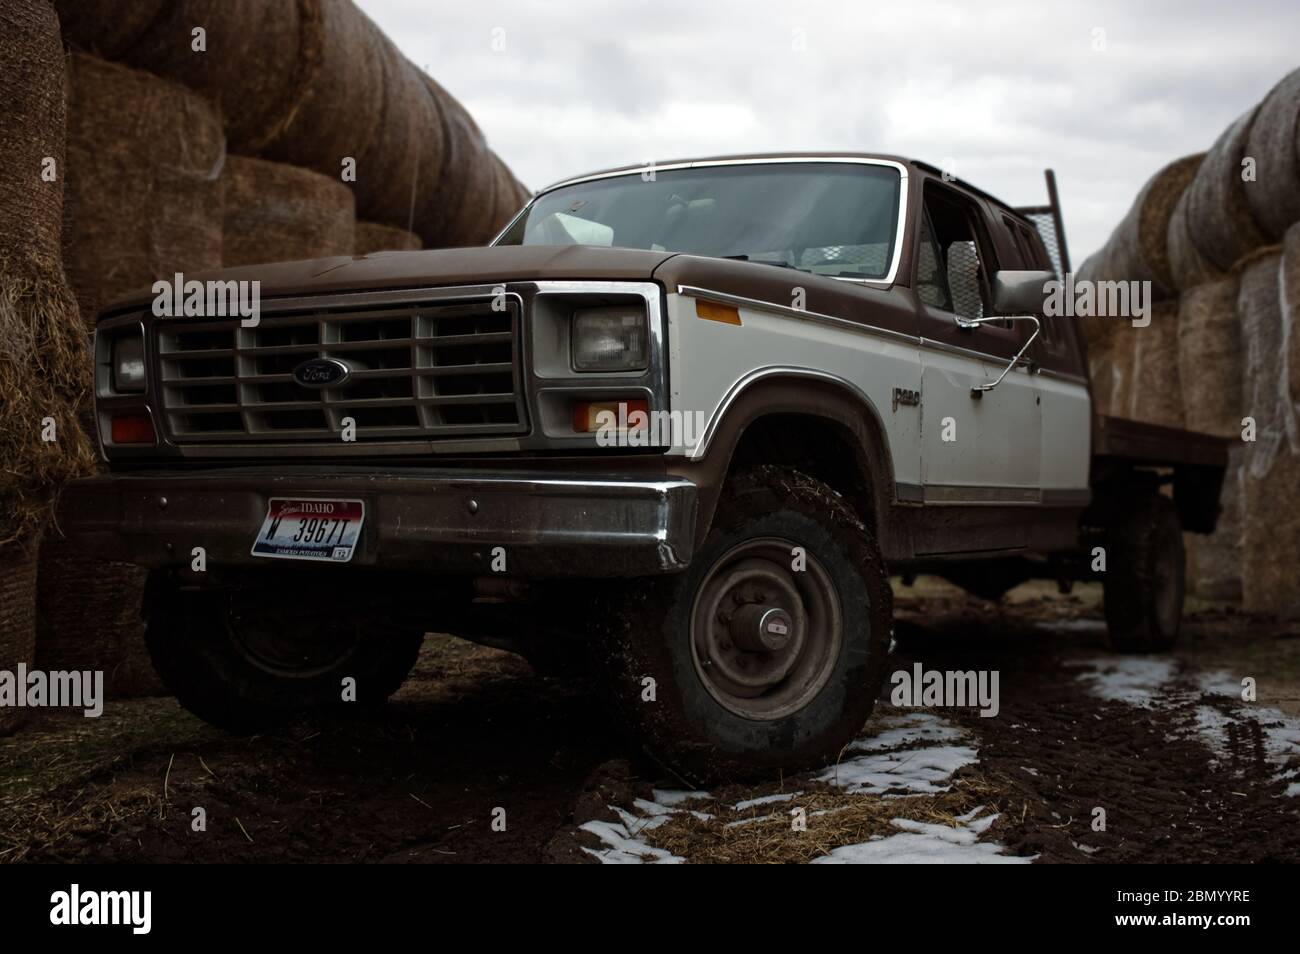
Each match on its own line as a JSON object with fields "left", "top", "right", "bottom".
{"left": 495, "top": 162, "right": 902, "bottom": 280}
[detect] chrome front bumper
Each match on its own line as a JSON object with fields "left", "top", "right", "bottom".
{"left": 58, "top": 467, "right": 698, "bottom": 577}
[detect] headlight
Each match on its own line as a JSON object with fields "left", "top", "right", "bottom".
{"left": 571, "top": 307, "right": 648, "bottom": 372}
{"left": 112, "top": 331, "right": 146, "bottom": 392}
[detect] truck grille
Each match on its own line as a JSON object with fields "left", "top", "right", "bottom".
{"left": 154, "top": 299, "right": 527, "bottom": 442}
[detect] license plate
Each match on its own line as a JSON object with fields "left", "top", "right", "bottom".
{"left": 251, "top": 498, "right": 365, "bottom": 563}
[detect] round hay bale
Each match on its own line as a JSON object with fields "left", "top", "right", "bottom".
{"left": 116, "top": 0, "right": 327, "bottom": 153}
{"left": 222, "top": 155, "right": 355, "bottom": 267}
{"left": 35, "top": 536, "right": 164, "bottom": 698}
{"left": 344, "top": 36, "right": 442, "bottom": 232}
{"left": 0, "top": 0, "right": 95, "bottom": 544}
{"left": 1087, "top": 155, "right": 1203, "bottom": 299}
{"left": 1166, "top": 189, "right": 1224, "bottom": 291}
{"left": 355, "top": 221, "right": 421, "bottom": 255}
{"left": 1086, "top": 332, "right": 1121, "bottom": 418}
{"left": 1283, "top": 221, "right": 1300, "bottom": 408}
{"left": 1184, "top": 107, "right": 1270, "bottom": 271}
{"left": 1106, "top": 328, "right": 1139, "bottom": 419}
{"left": 1235, "top": 246, "right": 1300, "bottom": 616}
{"left": 1177, "top": 274, "right": 1242, "bottom": 437}
{"left": 1243, "top": 68, "right": 1300, "bottom": 242}
{"left": 52, "top": 0, "right": 169, "bottom": 60}
{"left": 1124, "top": 301, "right": 1183, "bottom": 428}
{"left": 1187, "top": 446, "right": 1243, "bottom": 602}
{"left": 0, "top": 534, "right": 40, "bottom": 735}
{"left": 63, "top": 53, "right": 225, "bottom": 325}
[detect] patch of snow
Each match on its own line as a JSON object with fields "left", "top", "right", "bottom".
{"left": 1069, "top": 656, "right": 1178, "bottom": 706}
{"left": 818, "top": 743, "right": 979, "bottom": 795}
{"left": 580, "top": 819, "right": 684, "bottom": 864}
{"left": 733, "top": 792, "right": 800, "bottom": 811}
{"left": 812, "top": 813, "right": 1031, "bottom": 864}
{"left": 848, "top": 712, "right": 968, "bottom": 752}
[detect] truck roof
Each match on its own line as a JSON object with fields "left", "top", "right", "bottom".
{"left": 537, "top": 152, "right": 1024, "bottom": 217}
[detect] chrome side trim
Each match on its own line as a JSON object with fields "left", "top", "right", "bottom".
{"left": 924, "top": 485, "right": 1040, "bottom": 504}
{"left": 676, "top": 285, "right": 918, "bottom": 348}
{"left": 515, "top": 157, "right": 910, "bottom": 287}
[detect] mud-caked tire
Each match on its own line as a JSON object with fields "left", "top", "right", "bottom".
{"left": 590, "top": 466, "right": 893, "bottom": 784}
{"left": 1104, "top": 493, "right": 1185, "bottom": 653}
{"left": 144, "top": 575, "right": 424, "bottom": 733}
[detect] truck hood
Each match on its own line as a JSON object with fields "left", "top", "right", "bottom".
{"left": 100, "top": 245, "right": 679, "bottom": 318}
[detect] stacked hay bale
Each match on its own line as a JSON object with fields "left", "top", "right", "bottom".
{"left": 222, "top": 156, "right": 354, "bottom": 267}
{"left": 53, "top": 0, "right": 529, "bottom": 249}
{"left": 36, "top": 53, "right": 226, "bottom": 699}
{"left": 1082, "top": 69, "right": 1300, "bottom": 611}
{"left": 0, "top": 0, "right": 96, "bottom": 733}
{"left": 1076, "top": 155, "right": 1201, "bottom": 419}
{"left": 1238, "top": 233, "right": 1300, "bottom": 618}
{"left": 356, "top": 221, "right": 422, "bottom": 255}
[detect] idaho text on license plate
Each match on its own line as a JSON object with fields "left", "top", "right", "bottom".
{"left": 251, "top": 498, "right": 365, "bottom": 563}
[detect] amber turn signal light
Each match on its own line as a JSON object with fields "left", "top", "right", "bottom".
{"left": 110, "top": 413, "right": 156, "bottom": 444}
{"left": 572, "top": 399, "right": 649, "bottom": 433}
{"left": 695, "top": 300, "right": 742, "bottom": 325}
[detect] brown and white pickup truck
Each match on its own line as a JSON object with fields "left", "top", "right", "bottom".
{"left": 64, "top": 153, "right": 1229, "bottom": 781}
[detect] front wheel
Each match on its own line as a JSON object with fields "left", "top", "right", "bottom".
{"left": 591, "top": 466, "right": 893, "bottom": 783}
{"left": 144, "top": 575, "right": 424, "bottom": 732}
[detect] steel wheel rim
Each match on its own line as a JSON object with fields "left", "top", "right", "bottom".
{"left": 690, "top": 536, "right": 842, "bottom": 721}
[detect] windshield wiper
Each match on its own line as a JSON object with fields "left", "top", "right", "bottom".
{"left": 720, "top": 254, "right": 799, "bottom": 270}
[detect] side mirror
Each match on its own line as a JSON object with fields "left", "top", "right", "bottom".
{"left": 991, "top": 269, "right": 1054, "bottom": 315}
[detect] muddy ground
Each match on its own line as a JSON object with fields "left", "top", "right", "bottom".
{"left": 2, "top": 578, "right": 1298, "bottom": 864}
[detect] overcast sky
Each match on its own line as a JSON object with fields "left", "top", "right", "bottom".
{"left": 357, "top": 0, "right": 1300, "bottom": 261}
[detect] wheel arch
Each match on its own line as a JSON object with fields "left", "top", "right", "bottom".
{"left": 669, "top": 369, "right": 898, "bottom": 552}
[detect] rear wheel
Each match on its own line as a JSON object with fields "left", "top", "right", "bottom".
{"left": 145, "top": 575, "right": 424, "bottom": 732}
{"left": 1104, "top": 493, "right": 1185, "bottom": 653}
{"left": 591, "top": 466, "right": 892, "bottom": 783}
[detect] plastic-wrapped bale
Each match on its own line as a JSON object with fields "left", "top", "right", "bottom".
{"left": 1121, "top": 301, "right": 1183, "bottom": 428}
{"left": 0, "top": 534, "right": 40, "bottom": 734}
{"left": 1167, "top": 190, "right": 1225, "bottom": 290}
{"left": 1177, "top": 274, "right": 1242, "bottom": 438}
{"left": 0, "top": 0, "right": 96, "bottom": 547}
{"left": 63, "top": 53, "right": 225, "bottom": 325}
{"left": 1243, "top": 68, "right": 1300, "bottom": 242}
{"left": 35, "top": 537, "right": 164, "bottom": 697}
{"left": 1081, "top": 154, "right": 1203, "bottom": 300}
{"left": 1183, "top": 106, "right": 1270, "bottom": 272}
{"left": 1086, "top": 332, "right": 1128, "bottom": 418}
{"left": 1237, "top": 244, "right": 1300, "bottom": 617}
{"left": 56, "top": 0, "right": 327, "bottom": 153}
{"left": 79, "top": 0, "right": 524, "bottom": 248}
{"left": 51, "top": 0, "right": 169, "bottom": 60}
{"left": 1187, "top": 447, "right": 1244, "bottom": 602}
{"left": 41, "top": 53, "right": 225, "bottom": 700}
{"left": 355, "top": 221, "right": 421, "bottom": 255}
{"left": 222, "top": 155, "right": 355, "bottom": 267}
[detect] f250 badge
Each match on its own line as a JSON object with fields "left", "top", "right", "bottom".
{"left": 293, "top": 357, "right": 350, "bottom": 389}
{"left": 892, "top": 387, "right": 920, "bottom": 411}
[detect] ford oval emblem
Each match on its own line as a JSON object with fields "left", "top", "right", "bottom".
{"left": 292, "top": 357, "right": 350, "bottom": 389}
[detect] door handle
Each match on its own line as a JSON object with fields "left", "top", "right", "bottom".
{"left": 953, "top": 314, "right": 1041, "bottom": 396}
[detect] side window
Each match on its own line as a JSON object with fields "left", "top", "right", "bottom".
{"left": 1005, "top": 216, "right": 1066, "bottom": 352}
{"left": 915, "top": 210, "right": 951, "bottom": 310}
{"left": 920, "top": 183, "right": 997, "bottom": 322}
